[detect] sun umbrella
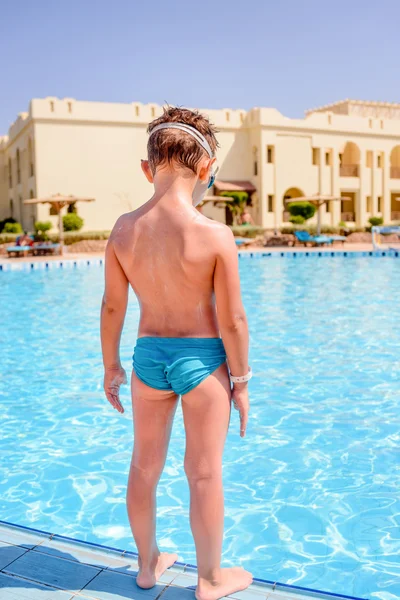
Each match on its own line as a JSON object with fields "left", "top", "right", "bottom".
{"left": 284, "top": 195, "right": 350, "bottom": 235}
{"left": 24, "top": 194, "right": 95, "bottom": 254}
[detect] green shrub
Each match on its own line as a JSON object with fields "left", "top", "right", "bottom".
{"left": 3, "top": 222, "right": 23, "bottom": 234}
{"left": 63, "top": 213, "right": 84, "bottom": 231}
{"left": 338, "top": 221, "right": 346, "bottom": 227}
{"left": 289, "top": 215, "right": 305, "bottom": 225}
{"left": 287, "top": 201, "right": 316, "bottom": 221}
{"left": 0, "top": 217, "right": 17, "bottom": 233}
{"left": 34, "top": 221, "right": 52, "bottom": 234}
{"left": 0, "top": 233, "right": 18, "bottom": 244}
{"left": 34, "top": 221, "right": 52, "bottom": 241}
{"left": 230, "top": 225, "right": 265, "bottom": 239}
{"left": 219, "top": 191, "right": 249, "bottom": 223}
{"left": 280, "top": 226, "right": 296, "bottom": 234}
{"left": 368, "top": 216, "right": 384, "bottom": 227}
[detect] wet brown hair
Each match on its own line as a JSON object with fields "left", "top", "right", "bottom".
{"left": 147, "top": 106, "right": 219, "bottom": 174}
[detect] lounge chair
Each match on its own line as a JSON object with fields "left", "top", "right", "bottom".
{"left": 294, "top": 231, "right": 333, "bottom": 247}
{"left": 6, "top": 246, "right": 34, "bottom": 258}
{"left": 32, "top": 243, "right": 60, "bottom": 256}
{"left": 235, "top": 238, "right": 256, "bottom": 249}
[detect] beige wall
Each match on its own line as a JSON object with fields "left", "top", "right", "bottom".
{"left": 2, "top": 97, "right": 400, "bottom": 233}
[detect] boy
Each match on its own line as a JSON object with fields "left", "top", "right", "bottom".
{"left": 100, "top": 106, "right": 252, "bottom": 600}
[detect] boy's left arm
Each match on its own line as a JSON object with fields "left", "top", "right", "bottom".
{"left": 100, "top": 238, "right": 129, "bottom": 413}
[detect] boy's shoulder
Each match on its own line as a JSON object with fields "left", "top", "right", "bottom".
{"left": 195, "top": 216, "right": 236, "bottom": 254}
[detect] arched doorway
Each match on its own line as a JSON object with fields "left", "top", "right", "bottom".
{"left": 339, "top": 142, "right": 360, "bottom": 177}
{"left": 282, "top": 187, "right": 304, "bottom": 222}
{"left": 390, "top": 146, "right": 400, "bottom": 179}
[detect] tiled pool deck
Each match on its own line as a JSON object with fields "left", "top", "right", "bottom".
{"left": 0, "top": 521, "right": 367, "bottom": 600}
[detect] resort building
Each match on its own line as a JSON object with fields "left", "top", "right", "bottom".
{"left": 1, "top": 97, "right": 400, "bottom": 231}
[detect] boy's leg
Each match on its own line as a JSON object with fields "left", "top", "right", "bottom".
{"left": 127, "top": 371, "right": 179, "bottom": 588}
{"left": 182, "top": 363, "right": 252, "bottom": 600}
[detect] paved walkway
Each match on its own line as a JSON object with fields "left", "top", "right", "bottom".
{"left": 0, "top": 522, "right": 363, "bottom": 600}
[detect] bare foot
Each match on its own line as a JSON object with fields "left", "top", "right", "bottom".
{"left": 136, "top": 552, "right": 178, "bottom": 589}
{"left": 196, "top": 567, "right": 253, "bottom": 600}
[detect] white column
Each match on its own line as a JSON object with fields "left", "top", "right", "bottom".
{"left": 357, "top": 150, "right": 367, "bottom": 227}
{"left": 371, "top": 151, "right": 377, "bottom": 216}
{"left": 331, "top": 148, "right": 341, "bottom": 225}
{"left": 382, "top": 151, "right": 391, "bottom": 223}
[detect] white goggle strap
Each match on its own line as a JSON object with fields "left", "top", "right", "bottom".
{"left": 148, "top": 122, "right": 214, "bottom": 158}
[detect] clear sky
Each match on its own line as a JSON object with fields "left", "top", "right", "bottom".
{"left": 1, "top": 0, "right": 399, "bottom": 134}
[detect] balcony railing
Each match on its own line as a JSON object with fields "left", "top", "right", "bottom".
{"left": 391, "top": 211, "right": 400, "bottom": 221}
{"left": 390, "top": 167, "right": 400, "bottom": 179}
{"left": 340, "top": 165, "right": 359, "bottom": 177}
{"left": 341, "top": 212, "right": 355, "bottom": 222}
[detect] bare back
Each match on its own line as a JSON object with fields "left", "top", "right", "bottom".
{"left": 111, "top": 199, "right": 225, "bottom": 338}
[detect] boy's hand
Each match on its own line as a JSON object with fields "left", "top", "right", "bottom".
{"left": 104, "top": 366, "right": 127, "bottom": 414}
{"left": 232, "top": 383, "right": 249, "bottom": 438}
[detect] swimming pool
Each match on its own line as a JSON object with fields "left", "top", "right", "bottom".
{"left": 0, "top": 257, "right": 399, "bottom": 599}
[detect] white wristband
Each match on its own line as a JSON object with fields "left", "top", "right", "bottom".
{"left": 230, "top": 367, "right": 252, "bottom": 384}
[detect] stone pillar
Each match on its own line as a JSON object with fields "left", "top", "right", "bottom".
{"left": 357, "top": 150, "right": 367, "bottom": 227}
{"left": 382, "top": 151, "right": 391, "bottom": 223}
{"left": 371, "top": 151, "right": 377, "bottom": 216}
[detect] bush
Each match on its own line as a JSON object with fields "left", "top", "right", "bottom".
{"left": 0, "top": 217, "right": 17, "bottom": 233}
{"left": 368, "top": 216, "right": 384, "bottom": 227}
{"left": 34, "top": 221, "right": 52, "bottom": 241}
{"left": 289, "top": 215, "right": 305, "bottom": 225}
{"left": 3, "top": 222, "right": 23, "bottom": 234}
{"left": 230, "top": 225, "right": 265, "bottom": 239}
{"left": 287, "top": 201, "right": 316, "bottom": 221}
{"left": 63, "top": 213, "right": 84, "bottom": 231}
{"left": 219, "top": 191, "right": 249, "bottom": 224}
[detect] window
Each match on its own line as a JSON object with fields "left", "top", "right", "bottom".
{"left": 67, "top": 102, "right": 72, "bottom": 113}
{"left": 377, "top": 153, "right": 382, "bottom": 168}
{"left": 377, "top": 196, "right": 382, "bottom": 212}
{"left": 267, "top": 195, "right": 274, "bottom": 212}
{"left": 325, "top": 149, "right": 332, "bottom": 166}
{"left": 267, "top": 145, "right": 274, "bottom": 164}
{"left": 50, "top": 101, "right": 55, "bottom": 112}
{"left": 312, "top": 148, "right": 319, "bottom": 165}
{"left": 240, "top": 112, "right": 244, "bottom": 123}
{"left": 28, "top": 139, "right": 34, "bottom": 177}
{"left": 369, "top": 118, "right": 373, "bottom": 129}
{"left": 325, "top": 201, "right": 330, "bottom": 213}
{"left": 151, "top": 107, "right": 155, "bottom": 117}
{"left": 380, "top": 120, "right": 384, "bottom": 129}
{"left": 8, "top": 158, "right": 12, "bottom": 188}
{"left": 225, "top": 112, "right": 230, "bottom": 122}
{"left": 16, "top": 149, "right": 21, "bottom": 184}
{"left": 253, "top": 147, "right": 258, "bottom": 176}
{"left": 366, "top": 151, "right": 372, "bottom": 168}
{"left": 338, "top": 153, "right": 343, "bottom": 166}
{"left": 135, "top": 105, "right": 140, "bottom": 117}
{"left": 9, "top": 198, "right": 13, "bottom": 217}
{"left": 30, "top": 189, "right": 34, "bottom": 199}
{"left": 366, "top": 196, "right": 372, "bottom": 212}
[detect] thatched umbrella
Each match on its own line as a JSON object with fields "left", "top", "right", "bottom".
{"left": 284, "top": 194, "right": 350, "bottom": 235}
{"left": 24, "top": 194, "right": 95, "bottom": 254}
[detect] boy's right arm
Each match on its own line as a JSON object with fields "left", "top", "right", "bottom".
{"left": 213, "top": 226, "right": 250, "bottom": 437}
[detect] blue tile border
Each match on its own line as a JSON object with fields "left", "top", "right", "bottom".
{"left": 0, "top": 250, "right": 399, "bottom": 271}
{"left": 0, "top": 520, "right": 368, "bottom": 600}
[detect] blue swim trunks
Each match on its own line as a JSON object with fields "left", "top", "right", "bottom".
{"left": 132, "top": 336, "right": 227, "bottom": 396}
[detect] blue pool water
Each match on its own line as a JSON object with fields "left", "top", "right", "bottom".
{"left": 0, "top": 257, "right": 399, "bottom": 599}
